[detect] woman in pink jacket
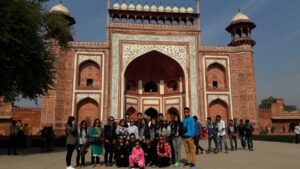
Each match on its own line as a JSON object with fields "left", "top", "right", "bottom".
{"left": 129, "top": 140, "right": 145, "bottom": 169}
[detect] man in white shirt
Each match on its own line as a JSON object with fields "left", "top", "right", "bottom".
{"left": 216, "top": 115, "right": 228, "bottom": 152}
{"left": 294, "top": 122, "right": 300, "bottom": 144}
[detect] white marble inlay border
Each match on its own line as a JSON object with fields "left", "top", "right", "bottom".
{"left": 206, "top": 59, "right": 226, "bottom": 68}
{"left": 207, "top": 94, "right": 229, "bottom": 105}
{"left": 111, "top": 33, "right": 198, "bottom": 118}
{"left": 78, "top": 55, "right": 101, "bottom": 66}
{"left": 76, "top": 93, "right": 100, "bottom": 104}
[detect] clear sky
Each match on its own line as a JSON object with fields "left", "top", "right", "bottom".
{"left": 15, "top": 0, "right": 300, "bottom": 108}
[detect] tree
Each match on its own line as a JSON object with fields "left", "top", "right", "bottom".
{"left": 259, "top": 96, "right": 276, "bottom": 109}
{"left": 284, "top": 105, "right": 297, "bottom": 112}
{"left": 0, "top": 0, "right": 72, "bottom": 101}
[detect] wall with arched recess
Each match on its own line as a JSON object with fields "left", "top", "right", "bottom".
{"left": 206, "top": 63, "right": 227, "bottom": 91}
{"left": 78, "top": 61, "right": 101, "bottom": 88}
{"left": 208, "top": 99, "right": 229, "bottom": 123}
{"left": 77, "top": 98, "right": 99, "bottom": 126}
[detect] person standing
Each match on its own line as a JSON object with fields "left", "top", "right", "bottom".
{"left": 115, "top": 136, "right": 130, "bottom": 167}
{"left": 237, "top": 119, "right": 246, "bottom": 149}
{"left": 228, "top": 119, "right": 238, "bottom": 150}
{"left": 116, "top": 119, "right": 129, "bottom": 138}
{"left": 206, "top": 117, "right": 218, "bottom": 153}
{"left": 128, "top": 118, "right": 139, "bottom": 139}
{"left": 245, "top": 119, "right": 254, "bottom": 151}
{"left": 65, "top": 116, "right": 77, "bottom": 169}
{"left": 182, "top": 107, "right": 196, "bottom": 168}
{"left": 216, "top": 115, "right": 228, "bottom": 152}
{"left": 294, "top": 122, "right": 300, "bottom": 144}
{"left": 170, "top": 114, "right": 184, "bottom": 168}
{"left": 8, "top": 120, "right": 19, "bottom": 155}
{"left": 76, "top": 120, "right": 88, "bottom": 167}
{"left": 193, "top": 116, "right": 204, "bottom": 154}
{"left": 104, "top": 116, "right": 117, "bottom": 166}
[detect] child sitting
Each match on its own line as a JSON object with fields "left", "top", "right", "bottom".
{"left": 129, "top": 140, "right": 145, "bottom": 169}
{"left": 114, "top": 136, "right": 129, "bottom": 167}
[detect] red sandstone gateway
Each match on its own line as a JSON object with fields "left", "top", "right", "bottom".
{"left": 0, "top": 0, "right": 259, "bottom": 135}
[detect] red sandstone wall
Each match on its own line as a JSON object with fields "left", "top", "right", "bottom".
{"left": 12, "top": 108, "right": 41, "bottom": 135}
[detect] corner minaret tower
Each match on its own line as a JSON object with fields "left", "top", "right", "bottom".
{"left": 226, "top": 9, "right": 256, "bottom": 46}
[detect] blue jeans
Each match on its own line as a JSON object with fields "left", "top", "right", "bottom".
{"left": 239, "top": 135, "right": 246, "bottom": 148}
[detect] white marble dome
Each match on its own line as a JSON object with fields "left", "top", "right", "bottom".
{"left": 143, "top": 4, "right": 150, "bottom": 11}
{"left": 112, "top": 1, "right": 120, "bottom": 9}
{"left": 151, "top": 4, "right": 158, "bottom": 12}
{"left": 136, "top": 2, "right": 143, "bottom": 11}
{"left": 187, "top": 6, "right": 193, "bottom": 13}
{"left": 120, "top": 1, "right": 128, "bottom": 10}
{"left": 179, "top": 6, "right": 186, "bottom": 13}
{"left": 158, "top": 4, "right": 164, "bottom": 12}
{"left": 50, "top": 3, "right": 70, "bottom": 15}
{"left": 172, "top": 6, "right": 179, "bottom": 13}
{"left": 231, "top": 11, "right": 250, "bottom": 23}
{"left": 165, "top": 5, "right": 172, "bottom": 12}
{"left": 128, "top": 1, "right": 135, "bottom": 11}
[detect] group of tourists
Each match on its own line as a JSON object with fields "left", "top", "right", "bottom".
{"left": 65, "top": 107, "right": 256, "bottom": 169}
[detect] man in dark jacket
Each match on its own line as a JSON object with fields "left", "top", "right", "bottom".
{"left": 104, "top": 116, "right": 117, "bottom": 166}
{"left": 206, "top": 117, "right": 217, "bottom": 153}
{"left": 114, "top": 136, "right": 129, "bottom": 167}
{"left": 237, "top": 119, "right": 246, "bottom": 149}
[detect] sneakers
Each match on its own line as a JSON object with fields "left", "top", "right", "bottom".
{"left": 184, "top": 163, "right": 190, "bottom": 168}
{"left": 66, "top": 166, "right": 75, "bottom": 169}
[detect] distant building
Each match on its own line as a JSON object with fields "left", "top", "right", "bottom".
{"left": 258, "top": 98, "right": 300, "bottom": 133}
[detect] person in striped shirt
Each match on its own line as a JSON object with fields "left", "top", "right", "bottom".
{"left": 156, "top": 135, "right": 171, "bottom": 168}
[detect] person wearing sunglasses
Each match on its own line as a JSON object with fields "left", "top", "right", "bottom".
{"left": 115, "top": 136, "right": 130, "bottom": 167}
{"left": 129, "top": 140, "right": 145, "bottom": 169}
{"left": 128, "top": 118, "right": 139, "bottom": 139}
{"left": 87, "top": 119, "right": 103, "bottom": 167}
{"left": 103, "top": 116, "right": 117, "bottom": 167}
{"left": 182, "top": 107, "right": 196, "bottom": 168}
{"left": 156, "top": 135, "right": 171, "bottom": 168}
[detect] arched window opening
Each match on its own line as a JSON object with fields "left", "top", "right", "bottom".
{"left": 144, "top": 81, "right": 158, "bottom": 92}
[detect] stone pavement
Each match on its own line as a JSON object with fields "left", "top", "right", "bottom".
{"left": 0, "top": 141, "right": 299, "bottom": 169}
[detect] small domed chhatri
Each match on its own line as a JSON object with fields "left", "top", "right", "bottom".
{"left": 165, "top": 4, "right": 172, "bottom": 12}
{"left": 136, "top": 0, "right": 143, "bottom": 11}
{"left": 50, "top": 3, "right": 70, "bottom": 15}
{"left": 179, "top": 4, "right": 186, "bottom": 13}
{"left": 143, "top": 2, "right": 150, "bottom": 11}
{"left": 187, "top": 5, "right": 193, "bottom": 13}
{"left": 120, "top": 0, "right": 128, "bottom": 10}
{"left": 158, "top": 2, "right": 164, "bottom": 12}
{"left": 112, "top": 0, "right": 120, "bottom": 9}
{"left": 172, "top": 5, "right": 179, "bottom": 13}
{"left": 128, "top": 0, "right": 135, "bottom": 11}
{"left": 151, "top": 3, "right": 158, "bottom": 12}
{"left": 231, "top": 10, "right": 250, "bottom": 23}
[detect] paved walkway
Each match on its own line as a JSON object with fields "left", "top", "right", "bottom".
{"left": 0, "top": 141, "right": 299, "bottom": 169}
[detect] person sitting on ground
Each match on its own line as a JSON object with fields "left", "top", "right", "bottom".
{"left": 142, "top": 138, "right": 157, "bottom": 167}
{"left": 129, "top": 140, "right": 145, "bottom": 169}
{"left": 127, "top": 133, "right": 137, "bottom": 153}
{"left": 115, "top": 136, "right": 130, "bottom": 167}
{"left": 156, "top": 135, "right": 171, "bottom": 168}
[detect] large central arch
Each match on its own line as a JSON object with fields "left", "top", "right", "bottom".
{"left": 122, "top": 50, "right": 186, "bottom": 118}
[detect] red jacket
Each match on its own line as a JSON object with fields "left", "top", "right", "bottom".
{"left": 157, "top": 141, "right": 171, "bottom": 157}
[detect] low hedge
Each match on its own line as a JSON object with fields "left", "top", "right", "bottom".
{"left": 253, "top": 134, "right": 295, "bottom": 143}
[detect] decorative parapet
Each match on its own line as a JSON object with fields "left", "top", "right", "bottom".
{"left": 69, "top": 41, "right": 109, "bottom": 49}
{"left": 200, "top": 45, "right": 253, "bottom": 53}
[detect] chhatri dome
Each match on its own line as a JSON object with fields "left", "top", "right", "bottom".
{"left": 187, "top": 5, "right": 194, "bottom": 13}
{"left": 150, "top": 1, "right": 158, "bottom": 12}
{"left": 112, "top": 0, "right": 120, "bottom": 9}
{"left": 179, "top": 4, "right": 186, "bottom": 13}
{"left": 143, "top": 1, "right": 150, "bottom": 11}
{"left": 158, "top": 2, "right": 164, "bottom": 12}
{"left": 136, "top": 0, "right": 143, "bottom": 11}
{"left": 165, "top": 4, "right": 172, "bottom": 12}
{"left": 172, "top": 5, "right": 179, "bottom": 13}
{"left": 128, "top": 0, "right": 135, "bottom": 11}
{"left": 50, "top": 2, "right": 70, "bottom": 16}
{"left": 120, "top": 0, "right": 128, "bottom": 10}
{"left": 231, "top": 9, "right": 250, "bottom": 23}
